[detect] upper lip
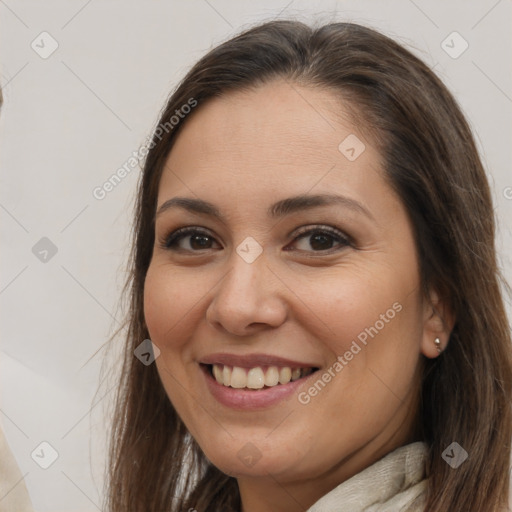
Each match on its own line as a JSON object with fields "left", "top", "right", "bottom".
{"left": 199, "top": 352, "right": 320, "bottom": 369}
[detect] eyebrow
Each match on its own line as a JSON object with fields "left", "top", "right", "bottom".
{"left": 156, "top": 193, "right": 374, "bottom": 221}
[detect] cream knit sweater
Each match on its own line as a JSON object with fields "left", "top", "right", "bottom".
{"left": 306, "top": 442, "right": 428, "bottom": 512}
{"left": 0, "top": 427, "right": 34, "bottom": 512}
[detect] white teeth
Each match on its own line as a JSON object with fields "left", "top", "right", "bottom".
{"left": 278, "top": 367, "right": 292, "bottom": 384}
{"left": 230, "top": 367, "right": 246, "bottom": 388}
{"left": 222, "top": 365, "right": 231, "bottom": 385}
{"left": 213, "top": 364, "right": 223, "bottom": 384}
{"left": 264, "top": 366, "right": 280, "bottom": 387}
{"left": 210, "top": 364, "right": 315, "bottom": 389}
{"left": 247, "top": 367, "right": 265, "bottom": 389}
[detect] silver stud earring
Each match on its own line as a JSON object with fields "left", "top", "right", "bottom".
{"left": 434, "top": 337, "right": 442, "bottom": 353}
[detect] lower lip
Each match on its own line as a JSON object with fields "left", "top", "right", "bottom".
{"left": 201, "top": 365, "right": 317, "bottom": 410}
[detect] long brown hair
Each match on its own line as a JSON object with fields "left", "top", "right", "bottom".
{"left": 105, "top": 20, "right": 512, "bottom": 511}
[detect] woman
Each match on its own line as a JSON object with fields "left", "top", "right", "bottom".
{"left": 106, "top": 20, "right": 512, "bottom": 511}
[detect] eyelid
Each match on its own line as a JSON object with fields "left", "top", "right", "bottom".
{"left": 160, "top": 226, "right": 218, "bottom": 250}
{"left": 290, "top": 225, "right": 352, "bottom": 245}
{"left": 160, "top": 224, "right": 353, "bottom": 253}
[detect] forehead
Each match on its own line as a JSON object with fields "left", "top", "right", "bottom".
{"left": 177, "top": 82, "right": 364, "bottom": 157}
{"left": 159, "top": 81, "right": 387, "bottom": 207}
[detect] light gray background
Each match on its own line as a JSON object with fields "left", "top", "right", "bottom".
{"left": 1, "top": 1, "right": 511, "bottom": 510}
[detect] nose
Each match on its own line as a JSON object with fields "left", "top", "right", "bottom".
{"left": 205, "top": 250, "right": 288, "bottom": 336}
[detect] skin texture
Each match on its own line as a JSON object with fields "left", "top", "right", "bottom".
{"left": 143, "top": 81, "right": 451, "bottom": 512}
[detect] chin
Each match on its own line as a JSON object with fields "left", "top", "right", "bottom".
{"left": 210, "top": 454, "right": 295, "bottom": 479}
{"left": 197, "top": 436, "right": 311, "bottom": 481}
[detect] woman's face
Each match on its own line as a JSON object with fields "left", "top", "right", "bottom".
{"left": 144, "top": 81, "right": 435, "bottom": 500}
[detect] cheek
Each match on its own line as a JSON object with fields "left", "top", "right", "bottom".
{"left": 143, "top": 265, "right": 204, "bottom": 435}
{"left": 301, "top": 264, "right": 423, "bottom": 405}
{"left": 143, "top": 269, "right": 174, "bottom": 344}
{"left": 143, "top": 264, "right": 201, "bottom": 349}
{"left": 300, "top": 267, "right": 417, "bottom": 350}
{"left": 294, "top": 274, "right": 422, "bottom": 452}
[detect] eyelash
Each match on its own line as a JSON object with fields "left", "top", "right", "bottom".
{"left": 160, "top": 225, "right": 352, "bottom": 255}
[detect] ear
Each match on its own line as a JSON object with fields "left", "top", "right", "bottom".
{"left": 420, "top": 287, "right": 456, "bottom": 359}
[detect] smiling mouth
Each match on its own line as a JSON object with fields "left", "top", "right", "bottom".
{"left": 202, "top": 363, "right": 319, "bottom": 390}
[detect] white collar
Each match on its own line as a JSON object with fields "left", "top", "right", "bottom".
{"left": 306, "top": 442, "right": 428, "bottom": 512}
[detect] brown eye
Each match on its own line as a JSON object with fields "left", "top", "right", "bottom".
{"left": 288, "top": 226, "right": 351, "bottom": 253}
{"left": 161, "top": 225, "right": 351, "bottom": 255}
{"left": 163, "top": 228, "right": 221, "bottom": 251}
